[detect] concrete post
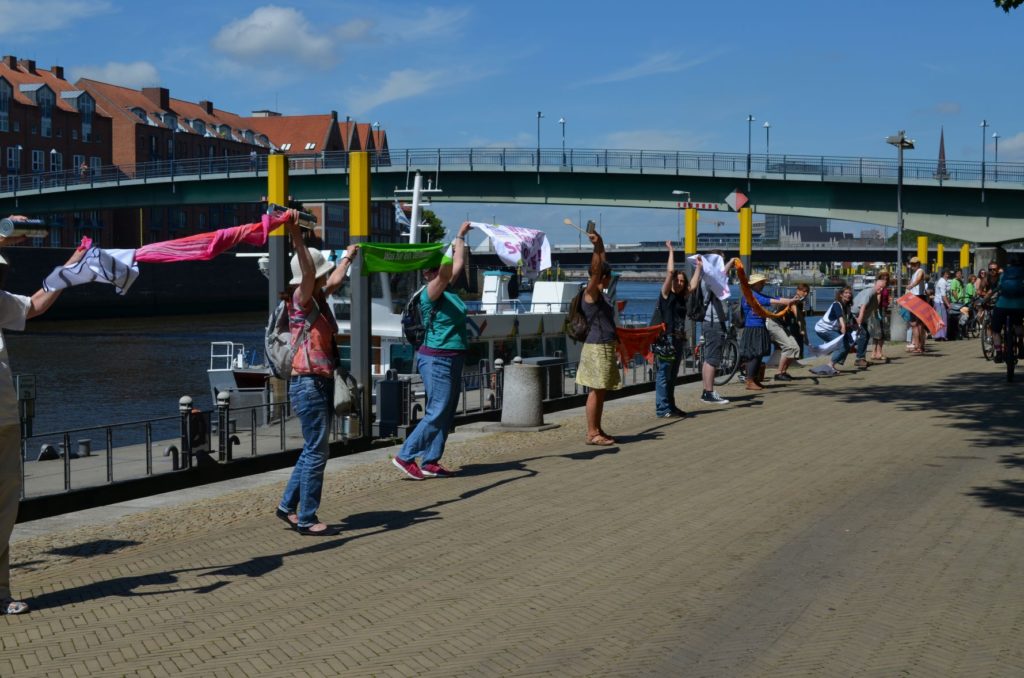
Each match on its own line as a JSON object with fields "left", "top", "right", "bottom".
{"left": 266, "top": 154, "right": 289, "bottom": 316}
{"left": 684, "top": 208, "right": 698, "bottom": 256}
{"left": 349, "top": 151, "right": 372, "bottom": 435}
{"left": 739, "top": 207, "right": 753, "bottom": 272}
{"left": 960, "top": 244, "right": 971, "bottom": 272}
{"left": 937, "top": 243, "right": 945, "bottom": 272}
{"left": 917, "top": 236, "right": 928, "bottom": 272}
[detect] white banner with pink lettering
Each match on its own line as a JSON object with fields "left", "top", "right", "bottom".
{"left": 471, "top": 223, "right": 552, "bottom": 279}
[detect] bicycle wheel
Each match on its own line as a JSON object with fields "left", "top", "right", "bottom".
{"left": 981, "top": 315, "right": 994, "bottom": 361}
{"left": 715, "top": 339, "right": 741, "bottom": 386}
{"left": 1005, "top": 323, "right": 1016, "bottom": 382}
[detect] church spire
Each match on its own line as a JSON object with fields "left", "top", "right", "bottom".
{"left": 935, "top": 126, "right": 950, "bottom": 180}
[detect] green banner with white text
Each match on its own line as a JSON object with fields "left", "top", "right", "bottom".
{"left": 359, "top": 242, "right": 446, "bottom": 275}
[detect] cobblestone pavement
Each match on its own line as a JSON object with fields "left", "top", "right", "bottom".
{"left": 4, "top": 340, "right": 1023, "bottom": 677}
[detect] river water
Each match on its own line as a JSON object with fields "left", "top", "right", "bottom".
{"left": 8, "top": 280, "right": 840, "bottom": 436}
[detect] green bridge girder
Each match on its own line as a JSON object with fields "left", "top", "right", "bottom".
{"left": 3, "top": 163, "right": 1022, "bottom": 244}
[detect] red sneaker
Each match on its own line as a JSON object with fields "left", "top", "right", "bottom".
{"left": 421, "top": 462, "right": 454, "bottom": 478}
{"left": 392, "top": 457, "right": 424, "bottom": 480}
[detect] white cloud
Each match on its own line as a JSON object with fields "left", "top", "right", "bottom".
{"left": 346, "top": 68, "right": 448, "bottom": 114}
{"left": 336, "top": 17, "right": 374, "bottom": 41}
{"left": 212, "top": 6, "right": 333, "bottom": 66}
{"left": 346, "top": 62, "right": 491, "bottom": 114}
{"left": 996, "top": 132, "right": 1024, "bottom": 162}
{"left": 0, "top": 0, "right": 111, "bottom": 35}
{"left": 935, "top": 101, "right": 961, "bottom": 115}
{"left": 602, "top": 129, "right": 709, "bottom": 151}
{"left": 71, "top": 61, "right": 161, "bottom": 88}
{"left": 335, "top": 7, "right": 469, "bottom": 44}
{"left": 579, "top": 51, "right": 715, "bottom": 86}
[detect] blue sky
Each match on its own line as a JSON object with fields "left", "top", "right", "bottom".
{"left": 1, "top": 0, "right": 1020, "bottom": 243}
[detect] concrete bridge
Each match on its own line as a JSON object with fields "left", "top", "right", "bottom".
{"left": 2, "top": 147, "right": 1023, "bottom": 243}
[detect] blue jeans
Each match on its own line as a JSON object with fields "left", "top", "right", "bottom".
{"left": 398, "top": 352, "right": 464, "bottom": 464}
{"left": 816, "top": 329, "right": 851, "bottom": 365}
{"left": 854, "top": 325, "right": 871, "bottom": 360}
{"left": 279, "top": 375, "right": 332, "bottom": 528}
{"left": 654, "top": 340, "right": 683, "bottom": 415}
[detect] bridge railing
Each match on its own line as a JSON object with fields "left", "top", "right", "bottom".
{"left": 4, "top": 147, "right": 1024, "bottom": 199}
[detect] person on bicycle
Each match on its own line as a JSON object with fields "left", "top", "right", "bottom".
{"left": 991, "top": 255, "right": 1024, "bottom": 364}
{"left": 981, "top": 261, "right": 1002, "bottom": 344}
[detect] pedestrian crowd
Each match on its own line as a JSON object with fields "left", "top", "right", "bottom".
{"left": 1, "top": 207, "right": 1021, "bottom": 617}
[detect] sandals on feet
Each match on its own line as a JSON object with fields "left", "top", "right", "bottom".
{"left": 296, "top": 522, "right": 338, "bottom": 537}
{"left": 586, "top": 434, "right": 616, "bottom": 446}
{"left": 275, "top": 508, "right": 298, "bottom": 529}
{"left": 2, "top": 599, "right": 29, "bottom": 615}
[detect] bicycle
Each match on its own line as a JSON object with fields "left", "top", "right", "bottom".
{"left": 694, "top": 322, "right": 740, "bottom": 386}
{"left": 980, "top": 311, "right": 994, "bottom": 361}
{"left": 999, "top": 315, "right": 1023, "bottom": 382}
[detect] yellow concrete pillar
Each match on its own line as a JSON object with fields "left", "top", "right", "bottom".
{"left": 684, "top": 208, "right": 698, "bottom": 255}
{"left": 266, "top": 153, "right": 290, "bottom": 314}
{"left": 348, "top": 151, "right": 371, "bottom": 435}
{"left": 349, "top": 152, "right": 370, "bottom": 238}
{"left": 267, "top": 153, "right": 289, "bottom": 234}
{"left": 739, "top": 207, "right": 753, "bottom": 270}
{"left": 917, "top": 236, "right": 928, "bottom": 268}
{"left": 960, "top": 243, "right": 970, "bottom": 270}
{"left": 936, "top": 243, "right": 944, "bottom": 272}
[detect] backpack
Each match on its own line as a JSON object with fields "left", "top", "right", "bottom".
{"left": 1000, "top": 266, "right": 1024, "bottom": 298}
{"left": 401, "top": 286, "right": 437, "bottom": 349}
{"left": 264, "top": 297, "right": 320, "bottom": 379}
{"left": 565, "top": 287, "right": 591, "bottom": 343}
{"left": 686, "top": 290, "right": 709, "bottom": 322}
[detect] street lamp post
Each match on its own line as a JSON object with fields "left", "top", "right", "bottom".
{"left": 763, "top": 121, "right": 771, "bottom": 157}
{"left": 980, "top": 119, "right": 989, "bottom": 202}
{"left": 536, "top": 111, "right": 543, "bottom": 184}
{"left": 558, "top": 117, "right": 566, "bottom": 165}
{"left": 886, "top": 130, "right": 915, "bottom": 297}
{"left": 671, "top": 189, "right": 691, "bottom": 244}
{"left": 746, "top": 114, "right": 755, "bottom": 192}
{"left": 993, "top": 131, "right": 1000, "bottom": 182}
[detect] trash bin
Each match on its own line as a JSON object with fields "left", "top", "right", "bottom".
{"left": 376, "top": 376, "right": 410, "bottom": 438}
{"left": 520, "top": 356, "right": 564, "bottom": 399}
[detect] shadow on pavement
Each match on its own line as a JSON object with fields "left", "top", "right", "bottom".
{"left": 48, "top": 539, "right": 140, "bottom": 558}
{"left": 828, "top": 367, "right": 1024, "bottom": 518}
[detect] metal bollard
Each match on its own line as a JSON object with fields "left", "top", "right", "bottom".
{"left": 217, "top": 391, "right": 232, "bottom": 462}
{"left": 179, "top": 396, "right": 193, "bottom": 469}
{"left": 494, "top": 358, "right": 505, "bottom": 410}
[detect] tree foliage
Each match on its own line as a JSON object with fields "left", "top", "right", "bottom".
{"left": 419, "top": 209, "right": 446, "bottom": 243}
{"left": 994, "top": 0, "right": 1023, "bottom": 11}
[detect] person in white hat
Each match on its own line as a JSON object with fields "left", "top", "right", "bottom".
{"left": 275, "top": 212, "right": 358, "bottom": 536}
{"left": 0, "top": 219, "right": 87, "bottom": 614}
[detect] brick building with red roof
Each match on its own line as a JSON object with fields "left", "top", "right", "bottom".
{"left": 0, "top": 55, "right": 114, "bottom": 246}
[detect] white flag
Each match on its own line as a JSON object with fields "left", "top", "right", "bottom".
{"left": 471, "top": 222, "right": 551, "bottom": 279}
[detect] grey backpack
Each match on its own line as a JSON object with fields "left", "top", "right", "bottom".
{"left": 264, "top": 297, "right": 320, "bottom": 379}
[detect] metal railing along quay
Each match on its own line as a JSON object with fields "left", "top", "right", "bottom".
{"left": 17, "top": 352, "right": 669, "bottom": 500}
{"left": 3, "top": 147, "right": 1023, "bottom": 199}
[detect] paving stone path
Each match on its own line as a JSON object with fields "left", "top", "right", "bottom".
{"left": 4, "top": 340, "right": 1023, "bottom": 677}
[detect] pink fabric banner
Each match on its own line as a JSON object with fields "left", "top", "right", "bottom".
{"left": 134, "top": 212, "right": 291, "bottom": 263}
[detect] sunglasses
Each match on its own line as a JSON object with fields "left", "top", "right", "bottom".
{"left": 989, "top": 268, "right": 999, "bottom": 272}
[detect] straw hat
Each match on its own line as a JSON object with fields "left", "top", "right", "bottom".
{"left": 289, "top": 248, "right": 334, "bottom": 284}
{"left": 748, "top": 273, "right": 768, "bottom": 285}
{"left": 909, "top": 256, "right": 921, "bottom": 264}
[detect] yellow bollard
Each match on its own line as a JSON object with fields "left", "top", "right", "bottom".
{"left": 960, "top": 243, "right": 970, "bottom": 271}
{"left": 936, "top": 243, "right": 944, "bottom": 272}
{"left": 917, "top": 236, "right": 928, "bottom": 268}
{"left": 684, "top": 208, "right": 698, "bottom": 256}
{"left": 267, "top": 154, "right": 288, "bottom": 235}
{"left": 739, "top": 207, "right": 752, "bottom": 269}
